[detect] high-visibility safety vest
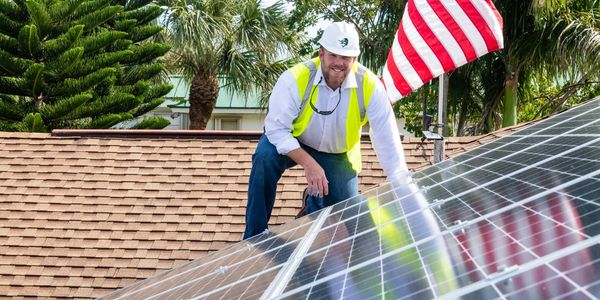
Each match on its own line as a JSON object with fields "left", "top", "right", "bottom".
{"left": 289, "top": 57, "right": 378, "bottom": 173}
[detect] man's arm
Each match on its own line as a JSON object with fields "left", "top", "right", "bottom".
{"left": 366, "top": 78, "right": 410, "bottom": 183}
{"left": 264, "top": 72, "right": 303, "bottom": 154}
{"left": 264, "top": 70, "right": 329, "bottom": 196}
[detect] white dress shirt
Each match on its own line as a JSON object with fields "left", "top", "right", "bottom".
{"left": 264, "top": 62, "right": 410, "bottom": 182}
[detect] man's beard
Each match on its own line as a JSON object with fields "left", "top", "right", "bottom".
{"left": 323, "top": 65, "right": 348, "bottom": 89}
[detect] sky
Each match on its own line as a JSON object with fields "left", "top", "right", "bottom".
{"left": 260, "top": 0, "right": 327, "bottom": 38}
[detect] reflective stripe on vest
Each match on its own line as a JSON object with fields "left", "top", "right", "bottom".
{"left": 290, "top": 57, "right": 377, "bottom": 173}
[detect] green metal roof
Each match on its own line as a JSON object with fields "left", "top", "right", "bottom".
{"left": 166, "top": 75, "right": 262, "bottom": 109}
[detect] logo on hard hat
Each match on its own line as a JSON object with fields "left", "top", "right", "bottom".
{"left": 339, "top": 37, "right": 349, "bottom": 47}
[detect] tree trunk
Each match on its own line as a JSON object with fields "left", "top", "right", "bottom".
{"left": 502, "top": 73, "right": 518, "bottom": 127}
{"left": 188, "top": 73, "right": 219, "bottom": 130}
{"left": 456, "top": 98, "right": 467, "bottom": 136}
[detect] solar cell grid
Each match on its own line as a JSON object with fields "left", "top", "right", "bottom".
{"left": 306, "top": 206, "right": 362, "bottom": 253}
{"left": 441, "top": 238, "right": 600, "bottom": 300}
{"left": 100, "top": 97, "right": 600, "bottom": 299}
{"left": 288, "top": 137, "right": 596, "bottom": 300}
{"left": 434, "top": 191, "right": 599, "bottom": 299}
{"left": 103, "top": 219, "right": 315, "bottom": 300}
{"left": 275, "top": 191, "right": 459, "bottom": 297}
{"left": 190, "top": 265, "right": 282, "bottom": 299}
{"left": 278, "top": 129, "right": 596, "bottom": 300}
{"left": 328, "top": 184, "right": 396, "bottom": 215}
{"left": 423, "top": 112, "right": 600, "bottom": 180}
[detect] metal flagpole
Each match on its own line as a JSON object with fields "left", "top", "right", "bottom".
{"left": 434, "top": 73, "right": 448, "bottom": 163}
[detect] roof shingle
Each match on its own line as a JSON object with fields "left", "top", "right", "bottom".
{"left": 0, "top": 126, "right": 526, "bottom": 298}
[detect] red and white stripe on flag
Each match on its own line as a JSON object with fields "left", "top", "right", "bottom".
{"left": 382, "top": 0, "right": 504, "bottom": 103}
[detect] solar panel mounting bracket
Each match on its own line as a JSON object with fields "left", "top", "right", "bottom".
{"left": 448, "top": 219, "right": 472, "bottom": 233}
{"left": 422, "top": 130, "right": 443, "bottom": 140}
{"left": 485, "top": 264, "right": 520, "bottom": 282}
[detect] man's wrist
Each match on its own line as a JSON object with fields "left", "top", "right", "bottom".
{"left": 388, "top": 169, "right": 412, "bottom": 185}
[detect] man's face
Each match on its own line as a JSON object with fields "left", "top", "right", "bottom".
{"left": 318, "top": 48, "right": 356, "bottom": 90}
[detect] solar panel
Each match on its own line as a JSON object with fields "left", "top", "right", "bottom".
{"left": 100, "top": 97, "right": 600, "bottom": 300}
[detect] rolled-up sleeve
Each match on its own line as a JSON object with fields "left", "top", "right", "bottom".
{"left": 264, "top": 71, "right": 302, "bottom": 155}
{"left": 366, "top": 80, "right": 410, "bottom": 182}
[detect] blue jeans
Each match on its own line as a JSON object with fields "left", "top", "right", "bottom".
{"left": 243, "top": 135, "right": 358, "bottom": 239}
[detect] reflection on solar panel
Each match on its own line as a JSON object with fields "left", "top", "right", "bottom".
{"left": 100, "top": 97, "right": 600, "bottom": 299}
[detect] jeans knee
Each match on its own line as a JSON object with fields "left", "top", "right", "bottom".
{"left": 253, "top": 136, "right": 279, "bottom": 160}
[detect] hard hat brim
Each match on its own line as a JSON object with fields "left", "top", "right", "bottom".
{"left": 320, "top": 43, "right": 360, "bottom": 57}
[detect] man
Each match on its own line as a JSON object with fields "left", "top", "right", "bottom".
{"left": 243, "top": 21, "right": 409, "bottom": 239}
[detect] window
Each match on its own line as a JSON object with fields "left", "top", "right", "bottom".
{"left": 180, "top": 114, "right": 189, "bottom": 130}
{"left": 211, "top": 118, "right": 240, "bottom": 130}
{"left": 220, "top": 119, "right": 239, "bottom": 130}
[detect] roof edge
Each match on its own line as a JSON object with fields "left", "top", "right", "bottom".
{"left": 51, "top": 129, "right": 264, "bottom": 139}
{"left": 50, "top": 129, "right": 380, "bottom": 140}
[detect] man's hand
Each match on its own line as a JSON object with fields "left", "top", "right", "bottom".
{"left": 287, "top": 148, "right": 329, "bottom": 197}
{"left": 304, "top": 162, "right": 329, "bottom": 197}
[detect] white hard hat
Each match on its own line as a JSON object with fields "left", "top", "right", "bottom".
{"left": 318, "top": 21, "right": 360, "bottom": 57}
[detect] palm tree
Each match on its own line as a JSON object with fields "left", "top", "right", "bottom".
{"left": 468, "top": 0, "right": 600, "bottom": 130}
{"left": 162, "top": 0, "right": 304, "bottom": 129}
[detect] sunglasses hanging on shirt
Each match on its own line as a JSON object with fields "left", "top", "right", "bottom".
{"left": 309, "top": 77, "right": 342, "bottom": 116}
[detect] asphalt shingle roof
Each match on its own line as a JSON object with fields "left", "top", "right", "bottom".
{"left": 0, "top": 126, "right": 526, "bottom": 298}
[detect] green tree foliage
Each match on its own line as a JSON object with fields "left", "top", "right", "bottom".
{"left": 289, "top": 0, "right": 600, "bottom": 136}
{"left": 461, "top": 0, "right": 600, "bottom": 131}
{"left": 502, "top": 0, "right": 600, "bottom": 126}
{"left": 288, "top": 0, "right": 403, "bottom": 70}
{"left": 0, "top": 0, "right": 172, "bottom": 132}
{"left": 162, "top": 0, "right": 305, "bottom": 129}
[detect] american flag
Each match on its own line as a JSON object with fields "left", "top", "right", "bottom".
{"left": 382, "top": 0, "right": 504, "bottom": 103}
